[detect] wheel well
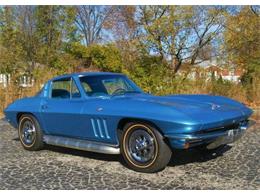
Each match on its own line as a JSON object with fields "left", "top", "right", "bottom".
{"left": 16, "top": 112, "right": 35, "bottom": 123}
{"left": 117, "top": 118, "right": 163, "bottom": 135}
{"left": 116, "top": 118, "right": 172, "bottom": 149}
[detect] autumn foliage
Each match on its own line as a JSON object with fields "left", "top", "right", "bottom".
{"left": 0, "top": 5, "right": 259, "bottom": 116}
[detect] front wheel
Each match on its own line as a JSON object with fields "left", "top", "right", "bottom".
{"left": 120, "top": 122, "right": 172, "bottom": 173}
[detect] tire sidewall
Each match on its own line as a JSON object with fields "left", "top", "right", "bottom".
{"left": 122, "top": 123, "right": 159, "bottom": 169}
{"left": 120, "top": 122, "right": 172, "bottom": 172}
{"left": 18, "top": 114, "right": 43, "bottom": 151}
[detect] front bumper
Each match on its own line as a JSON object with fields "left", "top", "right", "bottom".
{"left": 205, "top": 128, "right": 245, "bottom": 149}
{"left": 166, "top": 120, "right": 253, "bottom": 149}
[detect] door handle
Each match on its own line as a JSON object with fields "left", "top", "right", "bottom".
{"left": 41, "top": 104, "right": 48, "bottom": 109}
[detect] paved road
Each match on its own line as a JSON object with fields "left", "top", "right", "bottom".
{"left": 0, "top": 118, "right": 259, "bottom": 190}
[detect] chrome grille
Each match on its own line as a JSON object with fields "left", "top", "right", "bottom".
{"left": 197, "top": 123, "right": 240, "bottom": 135}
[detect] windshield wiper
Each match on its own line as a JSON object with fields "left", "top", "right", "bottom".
{"left": 124, "top": 91, "right": 141, "bottom": 94}
{"left": 111, "top": 90, "right": 142, "bottom": 96}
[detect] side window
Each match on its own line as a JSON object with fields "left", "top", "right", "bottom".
{"left": 51, "top": 78, "right": 81, "bottom": 99}
{"left": 51, "top": 78, "right": 71, "bottom": 99}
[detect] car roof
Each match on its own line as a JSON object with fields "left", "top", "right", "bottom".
{"left": 50, "top": 72, "right": 124, "bottom": 81}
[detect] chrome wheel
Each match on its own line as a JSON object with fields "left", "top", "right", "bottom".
{"left": 128, "top": 129, "right": 155, "bottom": 163}
{"left": 21, "top": 120, "right": 36, "bottom": 145}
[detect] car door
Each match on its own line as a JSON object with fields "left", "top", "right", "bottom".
{"left": 75, "top": 75, "right": 128, "bottom": 145}
{"left": 40, "top": 77, "right": 89, "bottom": 138}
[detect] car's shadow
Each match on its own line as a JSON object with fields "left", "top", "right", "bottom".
{"left": 13, "top": 136, "right": 232, "bottom": 167}
{"left": 45, "top": 144, "right": 123, "bottom": 163}
{"left": 168, "top": 145, "right": 232, "bottom": 166}
{"left": 13, "top": 137, "right": 126, "bottom": 164}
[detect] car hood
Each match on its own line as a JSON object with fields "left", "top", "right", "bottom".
{"left": 114, "top": 93, "right": 241, "bottom": 110}
{"left": 113, "top": 93, "right": 253, "bottom": 129}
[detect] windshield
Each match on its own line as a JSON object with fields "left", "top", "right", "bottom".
{"left": 79, "top": 75, "right": 143, "bottom": 97}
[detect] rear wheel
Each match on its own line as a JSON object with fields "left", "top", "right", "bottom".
{"left": 18, "top": 114, "right": 44, "bottom": 151}
{"left": 120, "top": 122, "right": 172, "bottom": 173}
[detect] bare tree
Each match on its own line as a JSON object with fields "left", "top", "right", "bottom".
{"left": 189, "top": 6, "right": 224, "bottom": 66}
{"left": 250, "top": 5, "right": 260, "bottom": 16}
{"left": 106, "top": 6, "right": 138, "bottom": 41}
{"left": 75, "top": 5, "right": 114, "bottom": 46}
{"left": 16, "top": 6, "right": 38, "bottom": 69}
{"left": 137, "top": 5, "right": 225, "bottom": 75}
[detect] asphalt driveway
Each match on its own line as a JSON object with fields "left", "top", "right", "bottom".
{"left": 0, "top": 113, "right": 259, "bottom": 189}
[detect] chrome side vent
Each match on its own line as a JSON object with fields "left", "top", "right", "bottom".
{"left": 102, "top": 119, "right": 110, "bottom": 139}
{"left": 90, "top": 118, "right": 98, "bottom": 137}
{"left": 91, "top": 118, "right": 110, "bottom": 139}
{"left": 97, "top": 119, "right": 104, "bottom": 138}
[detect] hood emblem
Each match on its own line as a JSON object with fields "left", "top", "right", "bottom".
{"left": 211, "top": 103, "right": 220, "bottom": 110}
{"left": 97, "top": 107, "right": 103, "bottom": 112}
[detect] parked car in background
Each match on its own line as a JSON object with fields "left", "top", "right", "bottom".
{"left": 4, "top": 72, "right": 253, "bottom": 172}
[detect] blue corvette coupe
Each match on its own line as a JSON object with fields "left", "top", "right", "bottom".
{"left": 4, "top": 72, "right": 253, "bottom": 172}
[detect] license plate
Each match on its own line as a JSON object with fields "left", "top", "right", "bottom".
{"left": 226, "top": 129, "right": 243, "bottom": 143}
{"left": 207, "top": 128, "right": 244, "bottom": 149}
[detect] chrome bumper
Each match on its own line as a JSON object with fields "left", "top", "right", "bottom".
{"left": 166, "top": 120, "right": 254, "bottom": 149}
{"left": 166, "top": 127, "right": 246, "bottom": 140}
{"left": 206, "top": 128, "right": 245, "bottom": 149}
